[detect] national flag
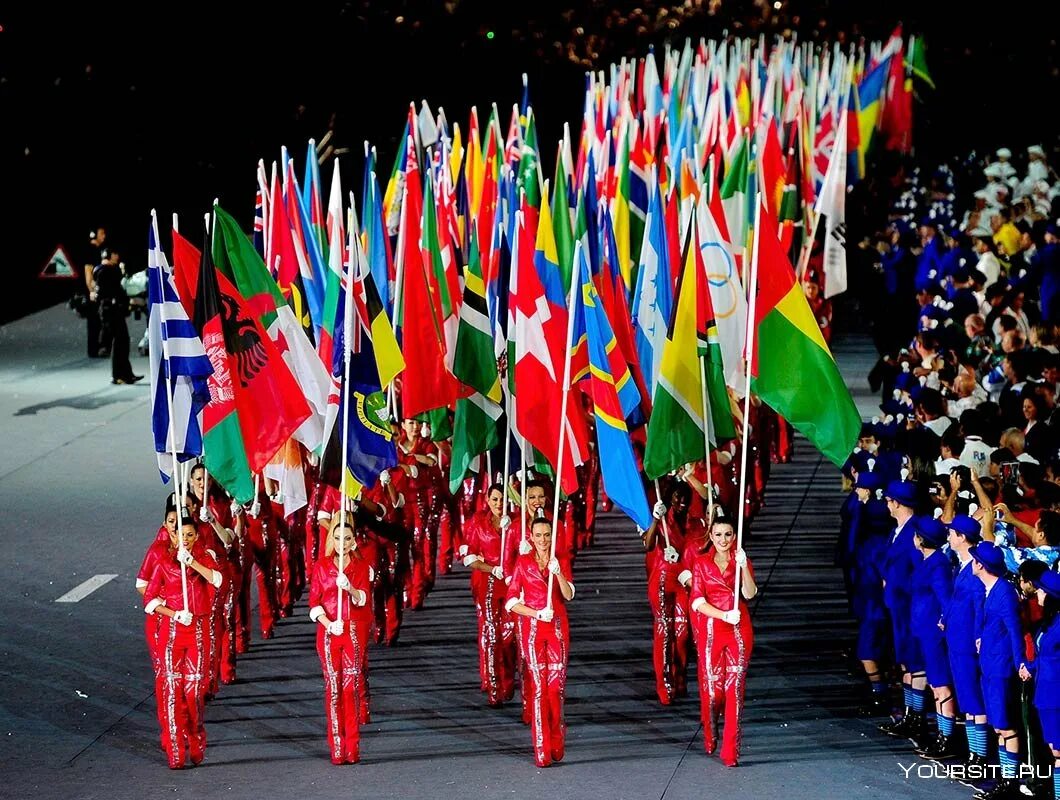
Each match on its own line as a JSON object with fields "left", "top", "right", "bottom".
{"left": 692, "top": 223, "right": 737, "bottom": 442}
{"left": 574, "top": 242, "right": 651, "bottom": 529}
{"left": 449, "top": 226, "right": 503, "bottom": 492}
{"left": 632, "top": 168, "right": 673, "bottom": 401}
{"left": 810, "top": 109, "right": 849, "bottom": 298}
{"left": 697, "top": 193, "right": 748, "bottom": 392}
{"left": 905, "top": 36, "right": 935, "bottom": 90}
{"left": 212, "top": 205, "right": 330, "bottom": 454}
{"left": 263, "top": 439, "right": 308, "bottom": 518}
{"left": 720, "top": 135, "right": 750, "bottom": 266}
{"left": 147, "top": 213, "right": 212, "bottom": 483}
{"left": 362, "top": 148, "right": 394, "bottom": 321}
{"left": 643, "top": 217, "right": 705, "bottom": 479}
{"left": 318, "top": 158, "right": 344, "bottom": 369}
{"left": 751, "top": 201, "right": 860, "bottom": 467}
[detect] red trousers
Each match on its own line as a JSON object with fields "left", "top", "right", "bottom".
{"left": 517, "top": 615, "right": 569, "bottom": 767}
{"left": 406, "top": 493, "right": 433, "bottom": 609}
{"left": 472, "top": 574, "right": 517, "bottom": 705}
{"left": 693, "top": 615, "right": 753, "bottom": 765}
{"left": 379, "top": 542, "right": 405, "bottom": 645}
{"left": 316, "top": 621, "right": 368, "bottom": 764}
{"left": 217, "top": 571, "right": 239, "bottom": 685}
{"left": 155, "top": 615, "right": 209, "bottom": 769}
{"left": 145, "top": 613, "right": 166, "bottom": 746}
{"left": 239, "top": 528, "right": 278, "bottom": 645}
{"left": 648, "top": 574, "right": 690, "bottom": 705}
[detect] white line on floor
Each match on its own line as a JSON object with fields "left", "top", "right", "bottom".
{"left": 55, "top": 574, "right": 119, "bottom": 603}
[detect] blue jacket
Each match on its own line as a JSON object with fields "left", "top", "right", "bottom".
{"left": 943, "top": 557, "right": 985, "bottom": 655}
{"left": 1035, "top": 242, "right": 1060, "bottom": 323}
{"left": 977, "top": 579, "right": 1025, "bottom": 679}
{"left": 1030, "top": 615, "right": 1060, "bottom": 710}
{"left": 911, "top": 549, "right": 954, "bottom": 641}
{"left": 882, "top": 518, "right": 919, "bottom": 615}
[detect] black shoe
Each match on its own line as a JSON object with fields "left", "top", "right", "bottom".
{"left": 880, "top": 711, "right": 911, "bottom": 737}
{"left": 958, "top": 753, "right": 990, "bottom": 788}
{"left": 918, "top": 732, "right": 960, "bottom": 762}
{"left": 974, "top": 778, "right": 1021, "bottom": 800}
{"left": 903, "top": 712, "right": 928, "bottom": 750}
{"left": 113, "top": 374, "right": 143, "bottom": 385}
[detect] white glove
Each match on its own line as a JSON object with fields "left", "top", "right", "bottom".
{"left": 174, "top": 610, "right": 193, "bottom": 626}
{"left": 336, "top": 573, "right": 352, "bottom": 592}
{"left": 499, "top": 515, "right": 512, "bottom": 531}
{"left": 491, "top": 566, "right": 504, "bottom": 580}
{"left": 230, "top": 499, "right": 242, "bottom": 517}
{"left": 734, "top": 549, "right": 747, "bottom": 568}
{"left": 547, "top": 557, "right": 562, "bottom": 576}
{"left": 663, "top": 545, "right": 679, "bottom": 563}
{"left": 407, "top": 464, "right": 419, "bottom": 479}
{"left": 721, "top": 609, "right": 741, "bottom": 625}
{"left": 177, "top": 548, "right": 195, "bottom": 566}
{"left": 352, "top": 589, "right": 367, "bottom": 607}
{"left": 249, "top": 500, "right": 261, "bottom": 518}
{"left": 535, "top": 607, "right": 554, "bottom": 623}
{"left": 200, "top": 505, "right": 214, "bottom": 523}
{"left": 519, "top": 539, "right": 533, "bottom": 555}
{"left": 328, "top": 619, "right": 344, "bottom": 636}
{"left": 379, "top": 469, "right": 391, "bottom": 486}
{"left": 652, "top": 501, "right": 667, "bottom": 520}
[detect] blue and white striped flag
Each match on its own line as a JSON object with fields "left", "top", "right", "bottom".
{"left": 148, "top": 212, "right": 213, "bottom": 483}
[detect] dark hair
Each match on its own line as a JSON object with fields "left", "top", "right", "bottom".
{"left": 530, "top": 516, "right": 554, "bottom": 533}
{"left": 525, "top": 479, "right": 549, "bottom": 495}
{"left": 669, "top": 482, "right": 692, "bottom": 505}
{"left": 1019, "top": 559, "right": 1048, "bottom": 586}
{"left": 941, "top": 427, "right": 965, "bottom": 457}
{"left": 916, "top": 388, "right": 946, "bottom": 418}
{"left": 1038, "top": 510, "right": 1060, "bottom": 546}
{"left": 487, "top": 482, "right": 504, "bottom": 496}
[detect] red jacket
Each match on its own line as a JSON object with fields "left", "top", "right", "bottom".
{"left": 143, "top": 542, "right": 222, "bottom": 618}
{"left": 309, "top": 553, "right": 374, "bottom": 624}
{"left": 505, "top": 553, "right": 574, "bottom": 617}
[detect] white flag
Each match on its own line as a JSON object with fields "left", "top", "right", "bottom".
{"left": 814, "top": 110, "right": 848, "bottom": 298}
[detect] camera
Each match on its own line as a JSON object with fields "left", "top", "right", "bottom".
{"left": 1000, "top": 461, "right": 1020, "bottom": 487}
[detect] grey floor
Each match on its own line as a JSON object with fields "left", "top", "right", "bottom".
{"left": 0, "top": 305, "right": 966, "bottom": 798}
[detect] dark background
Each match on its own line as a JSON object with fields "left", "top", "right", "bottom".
{"left": 1, "top": 1, "right": 1057, "bottom": 324}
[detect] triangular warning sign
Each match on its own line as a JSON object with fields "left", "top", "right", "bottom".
{"left": 40, "top": 245, "right": 79, "bottom": 279}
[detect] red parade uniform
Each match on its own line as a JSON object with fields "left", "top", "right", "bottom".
{"left": 505, "top": 554, "right": 575, "bottom": 768}
{"left": 137, "top": 533, "right": 170, "bottom": 747}
{"left": 397, "top": 436, "right": 437, "bottom": 608}
{"left": 239, "top": 500, "right": 279, "bottom": 646}
{"left": 143, "top": 542, "right": 222, "bottom": 769}
{"left": 689, "top": 552, "right": 755, "bottom": 766}
{"left": 462, "top": 511, "right": 520, "bottom": 705}
{"left": 645, "top": 515, "right": 694, "bottom": 705}
{"left": 309, "top": 552, "right": 374, "bottom": 765}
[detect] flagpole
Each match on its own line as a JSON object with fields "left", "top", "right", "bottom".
{"left": 387, "top": 135, "right": 412, "bottom": 420}
{"left": 733, "top": 196, "right": 762, "bottom": 610}
{"left": 652, "top": 479, "right": 672, "bottom": 549}
{"left": 153, "top": 210, "right": 189, "bottom": 611}
{"left": 170, "top": 211, "right": 188, "bottom": 505}
{"left": 698, "top": 357, "right": 716, "bottom": 523}
{"left": 335, "top": 206, "right": 362, "bottom": 627}
{"left": 500, "top": 390, "right": 513, "bottom": 574}
{"left": 546, "top": 239, "right": 581, "bottom": 610}
{"left": 200, "top": 210, "right": 213, "bottom": 523}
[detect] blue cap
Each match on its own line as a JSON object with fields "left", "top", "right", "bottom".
{"left": 970, "top": 541, "right": 1008, "bottom": 576}
{"left": 885, "top": 480, "right": 919, "bottom": 508}
{"left": 855, "top": 471, "right": 884, "bottom": 491}
{"left": 1034, "top": 569, "right": 1060, "bottom": 598}
{"left": 914, "top": 516, "right": 948, "bottom": 548}
{"left": 947, "top": 515, "right": 982, "bottom": 543}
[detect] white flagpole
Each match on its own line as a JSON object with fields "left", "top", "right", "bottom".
{"left": 701, "top": 158, "right": 718, "bottom": 525}
{"left": 653, "top": 479, "right": 672, "bottom": 549}
{"left": 499, "top": 390, "right": 513, "bottom": 574}
{"left": 733, "top": 196, "right": 762, "bottom": 609}
{"left": 546, "top": 237, "right": 581, "bottom": 610}
{"left": 336, "top": 205, "right": 358, "bottom": 626}
{"left": 153, "top": 210, "right": 189, "bottom": 611}
{"left": 199, "top": 211, "right": 212, "bottom": 522}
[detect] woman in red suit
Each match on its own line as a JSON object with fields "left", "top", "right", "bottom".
{"left": 309, "top": 517, "right": 373, "bottom": 765}
{"left": 505, "top": 517, "right": 575, "bottom": 768}
{"left": 688, "top": 513, "right": 758, "bottom": 767}
{"left": 462, "top": 483, "right": 519, "bottom": 706}
{"left": 642, "top": 482, "right": 696, "bottom": 705}
{"left": 142, "top": 517, "right": 224, "bottom": 769}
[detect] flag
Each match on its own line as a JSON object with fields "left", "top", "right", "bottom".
{"left": 720, "top": 136, "right": 750, "bottom": 264}
{"left": 212, "top": 206, "right": 330, "bottom": 455}
{"left": 318, "top": 158, "right": 345, "bottom": 368}
{"left": 205, "top": 217, "right": 312, "bottom": 480}
{"left": 643, "top": 223, "right": 706, "bottom": 479}
{"left": 449, "top": 226, "right": 503, "bottom": 492}
{"left": 147, "top": 213, "right": 212, "bottom": 483}
{"left": 905, "top": 36, "right": 935, "bottom": 90}
{"left": 751, "top": 201, "right": 860, "bottom": 467}
{"left": 812, "top": 110, "right": 849, "bottom": 298}
{"left": 513, "top": 206, "right": 589, "bottom": 496}
{"left": 575, "top": 242, "right": 651, "bottom": 529}
{"left": 632, "top": 171, "right": 674, "bottom": 400}
{"left": 693, "top": 227, "right": 737, "bottom": 442}
{"left": 320, "top": 207, "right": 399, "bottom": 489}
{"left": 698, "top": 187, "right": 748, "bottom": 391}
{"left": 263, "top": 439, "right": 308, "bottom": 518}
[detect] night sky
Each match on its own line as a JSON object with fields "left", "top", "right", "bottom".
{"left": 2, "top": 1, "right": 1056, "bottom": 324}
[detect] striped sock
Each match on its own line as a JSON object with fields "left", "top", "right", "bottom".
{"left": 902, "top": 685, "right": 914, "bottom": 708}
{"left": 998, "top": 749, "right": 1018, "bottom": 780}
{"left": 909, "top": 690, "right": 925, "bottom": 713}
{"left": 973, "top": 724, "right": 990, "bottom": 758}
{"left": 938, "top": 715, "right": 954, "bottom": 737}
{"left": 1052, "top": 767, "right": 1058, "bottom": 800}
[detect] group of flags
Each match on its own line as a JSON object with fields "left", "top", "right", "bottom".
{"left": 148, "top": 30, "right": 932, "bottom": 528}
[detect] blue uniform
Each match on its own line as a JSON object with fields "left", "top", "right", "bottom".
{"left": 882, "top": 518, "right": 923, "bottom": 670}
{"left": 910, "top": 549, "right": 954, "bottom": 686}
{"left": 852, "top": 500, "right": 892, "bottom": 661}
{"left": 977, "top": 579, "right": 1025, "bottom": 730}
{"left": 1034, "top": 242, "right": 1060, "bottom": 323}
{"left": 943, "top": 558, "right": 986, "bottom": 715}
{"left": 1030, "top": 615, "right": 1060, "bottom": 746}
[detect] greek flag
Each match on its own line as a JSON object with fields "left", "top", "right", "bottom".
{"left": 148, "top": 213, "right": 213, "bottom": 483}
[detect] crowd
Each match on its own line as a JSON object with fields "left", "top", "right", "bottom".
{"left": 841, "top": 143, "right": 1060, "bottom": 799}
